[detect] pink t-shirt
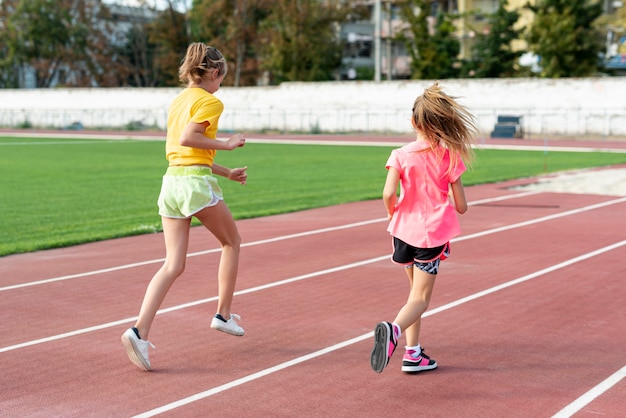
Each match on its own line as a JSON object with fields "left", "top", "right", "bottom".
{"left": 386, "top": 141, "right": 466, "bottom": 248}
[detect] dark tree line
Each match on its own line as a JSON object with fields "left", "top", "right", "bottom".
{"left": 0, "top": 0, "right": 610, "bottom": 88}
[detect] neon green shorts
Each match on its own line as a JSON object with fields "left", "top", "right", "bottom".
{"left": 157, "top": 166, "right": 224, "bottom": 219}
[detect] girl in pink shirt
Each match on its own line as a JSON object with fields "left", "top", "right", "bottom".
{"left": 370, "top": 82, "right": 477, "bottom": 374}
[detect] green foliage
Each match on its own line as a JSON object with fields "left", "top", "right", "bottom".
{"left": 463, "top": 0, "right": 522, "bottom": 78}
{"left": 116, "top": 24, "right": 158, "bottom": 87}
{"left": 0, "top": 1, "right": 19, "bottom": 88}
{"left": 190, "top": 0, "right": 351, "bottom": 85}
{"left": 147, "top": 6, "right": 190, "bottom": 87}
{"left": 2, "top": 136, "right": 626, "bottom": 257}
{"left": 355, "top": 66, "right": 376, "bottom": 80}
{"left": 526, "top": 0, "right": 605, "bottom": 77}
{"left": 257, "top": 0, "right": 347, "bottom": 83}
{"left": 397, "top": 0, "right": 461, "bottom": 80}
{"left": 189, "top": 0, "right": 271, "bottom": 87}
{"left": 1, "top": 0, "right": 106, "bottom": 87}
{"left": 0, "top": 0, "right": 620, "bottom": 86}
{"left": 110, "top": 5, "right": 189, "bottom": 87}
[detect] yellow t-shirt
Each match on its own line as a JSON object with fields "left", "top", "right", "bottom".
{"left": 166, "top": 87, "right": 224, "bottom": 166}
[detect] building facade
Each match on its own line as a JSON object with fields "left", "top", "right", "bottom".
{"left": 339, "top": 0, "right": 625, "bottom": 79}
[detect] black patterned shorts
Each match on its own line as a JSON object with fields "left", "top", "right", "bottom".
{"left": 392, "top": 237, "right": 450, "bottom": 275}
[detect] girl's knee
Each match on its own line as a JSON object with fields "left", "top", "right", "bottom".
{"left": 232, "top": 232, "right": 241, "bottom": 248}
{"left": 222, "top": 233, "right": 241, "bottom": 250}
{"left": 408, "top": 294, "right": 430, "bottom": 309}
{"left": 163, "top": 259, "right": 186, "bottom": 277}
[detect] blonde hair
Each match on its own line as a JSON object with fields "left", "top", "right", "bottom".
{"left": 412, "top": 82, "right": 477, "bottom": 167}
{"left": 178, "top": 43, "right": 228, "bottom": 85}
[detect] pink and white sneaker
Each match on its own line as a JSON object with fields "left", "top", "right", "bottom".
{"left": 370, "top": 322, "right": 399, "bottom": 373}
{"left": 401, "top": 348, "right": 438, "bottom": 373}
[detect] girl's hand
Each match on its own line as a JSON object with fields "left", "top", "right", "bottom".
{"left": 229, "top": 166, "right": 248, "bottom": 185}
{"left": 226, "top": 133, "right": 246, "bottom": 150}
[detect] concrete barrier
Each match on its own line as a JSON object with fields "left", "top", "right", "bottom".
{"left": 1, "top": 78, "right": 625, "bottom": 137}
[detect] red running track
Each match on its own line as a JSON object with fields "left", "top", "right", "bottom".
{"left": 1, "top": 177, "right": 625, "bottom": 417}
{"left": 1, "top": 137, "right": 625, "bottom": 417}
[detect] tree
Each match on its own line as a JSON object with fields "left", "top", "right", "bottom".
{"left": 147, "top": 2, "right": 190, "bottom": 86}
{"left": 464, "top": 0, "right": 522, "bottom": 78}
{"left": 190, "top": 0, "right": 271, "bottom": 87}
{"left": 526, "top": 0, "right": 604, "bottom": 77}
{"left": 0, "top": 0, "right": 20, "bottom": 88}
{"left": 116, "top": 23, "right": 159, "bottom": 87}
{"left": 257, "top": 0, "right": 348, "bottom": 84}
{"left": 1, "top": 0, "right": 110, "bottom": 87}
{"left": 104, "top": 1, "right": 188, "bottom": 87}
{"left": 429, "top": 11, "right": 462, "bottom": 79}
{"left": 397, "top": 0, "right": 461, "bottom": 80}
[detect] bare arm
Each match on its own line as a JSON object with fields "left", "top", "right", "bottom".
{"left": 450, "top": 177, "right": 468, "bottom": 214}
{"left": 212, "top": 163, "right": 248, "bottom": 185}
{"left": 383, "top": 167, "right": 400, "bottom": 220}
{"left": 179, "top": 121, "right": 246, "bottom": 150}
{"left": 178, "top": 121, "right": 247, "bottom": 184}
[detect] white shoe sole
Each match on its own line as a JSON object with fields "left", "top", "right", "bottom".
{"left": 121, "top": 332, "right": 151, "bottom": 371}
{"left": 210, "top": 322, "right": 244, "bottom": 336}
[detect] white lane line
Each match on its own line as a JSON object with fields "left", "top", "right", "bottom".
{"left": 253, "top": 138, "right": 626, "bottom": 153}
{"left": 456, "top": 196, "right": 626, "bottom": 242}
{"left": 133, "top": 335, "right": 368, "bottom": 418}
{"left": 5, "top": 135, "right": 626, "bottom": 153}
{"left": 552, "top": 365, "right": 626, "bottom": 418}
{"left": 0, "top": 140, "right": 129, "bottom": 145}
{"left": 0, "top": 191, "right": 540, "bottom": 292}
{"left": 477, "top": 144, "right": 626, "bottom": 154}
{"left": 133, "top": 240, "right": 626, "bottom": 417}
{"left": 0, "top": 256, "right": 388, "bottom": 353}
{"left": 1, "top": 197, "right": 624, "bottom": 353}
{"left": 468, "top": 191, "right": 540, "bottom": 205}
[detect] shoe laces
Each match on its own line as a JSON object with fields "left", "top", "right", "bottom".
{"left": 138, "top": 338, "right": 155, "bottom": 350}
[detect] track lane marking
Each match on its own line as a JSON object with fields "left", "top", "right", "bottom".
{"left": 0, "top": 191, "right": 541, "bottom": 291}
{"left": 133, "top": 240, "right": 626, "bottom": 417}
{"left": 1, "top": 198, "right": 624, "bottom": 353}
{"left": 551, "top": 365, "right": 626, "bottom": 417}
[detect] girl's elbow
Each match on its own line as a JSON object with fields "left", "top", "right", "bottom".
{"left": 457, "top": 204, "right": 468, "bottom": 214}
{"left": 179, "top": 136, "right": 192, "bottom": 147}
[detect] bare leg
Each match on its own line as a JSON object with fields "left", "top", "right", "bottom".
{"left": 194, "top": 200, "right": 241, "bottom": 319}
{"left": 393, "top": 266, "right": 437, "bottom": 347}
{"left": 134, "top": 217, "right": 191, "bottom": 340}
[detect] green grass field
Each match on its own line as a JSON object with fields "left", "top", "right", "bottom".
{"left": 1, "top": 136, "right": 625, "bottom": 257}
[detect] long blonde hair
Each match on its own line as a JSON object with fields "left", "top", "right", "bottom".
{"left": 178, "top": 43, "right": 228, "bottom": 85}
{"left": 412, "top": 82, "right": 477, "bottom": 168}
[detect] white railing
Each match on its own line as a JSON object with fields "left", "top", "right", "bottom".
{"left": 1, "top": 106, "right": 625, "bottom": 137}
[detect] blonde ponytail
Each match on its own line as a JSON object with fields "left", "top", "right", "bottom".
{"left": 178, "top": 43, "right": 227, "bottom": 85}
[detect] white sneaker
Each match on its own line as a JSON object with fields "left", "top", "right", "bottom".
{"left": 210, "top": 313, "right": 245, "bottom": 336}
{"left": 121, "top": 327, "right": 155, "bottom": 371}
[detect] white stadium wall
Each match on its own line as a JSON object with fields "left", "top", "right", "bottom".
{"left": 1, "top": 77, "right": 625, "bottom": 137}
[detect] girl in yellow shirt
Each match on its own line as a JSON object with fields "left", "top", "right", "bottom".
{"left": 122, "top": 43, "right": 248, "bottom": 371}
